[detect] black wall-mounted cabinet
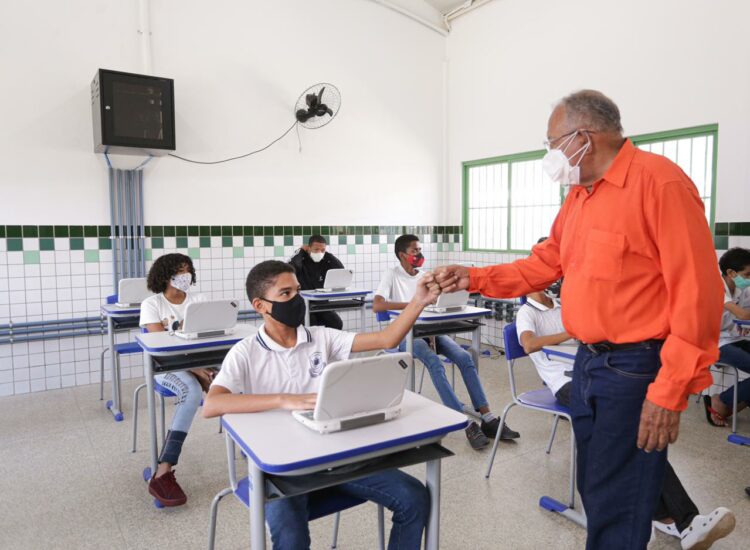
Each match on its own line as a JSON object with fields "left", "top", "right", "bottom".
{"left": 91, "top": 68, "right": 175, "bottom": 156}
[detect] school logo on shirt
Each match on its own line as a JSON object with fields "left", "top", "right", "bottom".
{"left": 309, "top": 352, "right": 326, "bottom": 377}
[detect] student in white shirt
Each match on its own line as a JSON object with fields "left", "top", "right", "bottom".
{"left": 372, "top": 234, "right": 519, "bottom": 451}
{"left": 204, "top": 260, "right": 442, "bottom": 550}
{"left": 518, "top": 273, "right": 735, "bottom": 549}
{"left": 704, "top": 247, "right": 750, "bottom": 426}
{"left": 139, "top": 253, "right": 214, "bottom": 507}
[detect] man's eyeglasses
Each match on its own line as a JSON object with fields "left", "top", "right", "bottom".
{"left": 543, "top": 129, "right": 595, "bottom": 151}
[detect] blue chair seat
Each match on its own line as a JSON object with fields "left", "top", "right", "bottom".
{"left": 234, "top": 478, "right": 366, "bottom": 519}
{"left": 114, "top": 341, "right": 142, "bottom": 355}
{"left": 517, "top": 388, "right": 569, "bottom": 415}
{"left": 154, "top": 381, "right": 176, "bottom": 398}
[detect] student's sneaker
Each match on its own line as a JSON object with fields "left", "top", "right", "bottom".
{"left": 148, "top": 470, "right": 187, "bottom": 507}
{"left": 653, "top": 519, "right": 680, "bottom": 538}
{"left": 680, "top": 508, "right": 735, "bottom": 550}
{"left": 481, "top": 417, "right": 520, "bottom": 440}
{"left": 465, "top": 421, "right": 490, "bottom": 450}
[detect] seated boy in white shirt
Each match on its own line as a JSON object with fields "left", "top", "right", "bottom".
{"left": 372, "top": 234, "right": 519, "bottom": 451}
{"left": 204, "top": 260, "right": 442, "bottom": 550}
{"left": 516, "top": 277, "right": 735, "bottom": 549}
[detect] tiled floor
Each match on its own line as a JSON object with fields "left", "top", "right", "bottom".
{"left": 1, "top": 352, "right": 747, "bottom": 550}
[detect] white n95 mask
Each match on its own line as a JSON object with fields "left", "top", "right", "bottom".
{"left": 310, "top": 252, "right": 324, "bottom": 263}
{"left": 542, "top": 131, "right": 590, "bottom": 186}
{"left": 170, "top": 273, "right": 192, "bottom": 293}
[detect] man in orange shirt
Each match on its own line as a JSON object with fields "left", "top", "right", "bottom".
{"left": 435, "top": 90, "right": 724, "bottom": 549}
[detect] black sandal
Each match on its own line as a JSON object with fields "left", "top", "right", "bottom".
{"left": 703, "top": 395, "right": 728, "bottom": 427}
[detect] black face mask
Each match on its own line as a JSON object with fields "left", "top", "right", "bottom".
{"left": 260, "top": 293, "right": 306, "bottom": 328}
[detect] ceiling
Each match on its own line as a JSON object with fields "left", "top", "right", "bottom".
{"left": 423, "top": 0, "right": 472, "bottom": 14}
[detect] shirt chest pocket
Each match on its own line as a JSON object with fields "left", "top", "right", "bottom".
{"left": 583, "top": 229, "right": 626, "bottom": 282}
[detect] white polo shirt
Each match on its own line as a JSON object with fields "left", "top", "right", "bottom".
{"left": 212, "top": 324, "right": 356, "bottom": 395}
{"left": 139, "top": 292, "right": 207, "bottom": 331}
{"left": 375, "top": 264, "right": 425, "bottom": 303}
{"left": 720, "top": 280, "right": 744, "bottom": 348}
{"left": 515, "top": 298, "right": 575, "bottom": 395}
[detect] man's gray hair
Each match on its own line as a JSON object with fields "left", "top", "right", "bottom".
{"left": 558, "top": 90, "right": 623, "bottom": 134}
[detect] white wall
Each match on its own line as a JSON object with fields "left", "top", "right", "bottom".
{"left": 1, "top": 0, "right": 446, "bottom": 225}
{"left": 0, "top": 0, "right": 140, "bottom": 225}
{"left": 445, "top": 0, "right": 750, "bottom": 224}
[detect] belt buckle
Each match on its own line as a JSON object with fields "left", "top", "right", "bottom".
{"left": 586, "top": 342, "right": 611, "bottom": 354}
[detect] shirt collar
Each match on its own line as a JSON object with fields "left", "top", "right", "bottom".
{"left": 397, "top": 264, "right": 421, "bottom": 278}
{"left": 256, "top": 323, "right": 312, "bottom": 352}
{"left": 526, "top": 297, "right": 560, "bottom": 312}
{"left": 723, "top": 279, "right": 739, "bottom": 300}
{"left": 600, "top": 138, "right": 636, "bottom": 188}
{"left": 569, "top": 138, "right": 636, "bottom": 198}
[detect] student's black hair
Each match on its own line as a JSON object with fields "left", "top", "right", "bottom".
{"left": 394, "top": 234, "right": 419, "bottom": 260}
{"left": 246, "top": 260, "right": 296, "bottom": 301}
{"left": 719, "top": 247, "right": 750, "bottom": 276}
{"left": 308, "top": 235, "right": 327, "bottom": 246}
{"left": 146, "top": 253, "right": 196, "bottom": 294}
{"left": 537, "top": 236, "right": 548, "bottom": 244}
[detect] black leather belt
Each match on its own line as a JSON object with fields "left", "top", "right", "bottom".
{"left": 585, "top": 339, "right": 664, "bottom": 354}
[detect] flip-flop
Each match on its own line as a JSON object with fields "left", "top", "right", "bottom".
{"left": 703, "top": 395, "right": 728, "bottom": 427}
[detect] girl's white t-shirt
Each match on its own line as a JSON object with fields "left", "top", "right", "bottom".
{"left": 139, "top": 292, "right": 207, "bottom": 331}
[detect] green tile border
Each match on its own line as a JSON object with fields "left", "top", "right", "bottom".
{"left": 0, "top": 224, "right": 476, "bottom": 254}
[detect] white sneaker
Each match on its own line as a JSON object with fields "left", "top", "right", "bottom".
{"left": 680, "top": 507, "right": 736, "bottom": 550}
{"left": 653, "top": 519, "right": 680, "bottom": 538}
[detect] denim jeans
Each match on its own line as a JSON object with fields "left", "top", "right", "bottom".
{"left": 718, "top": 339, "right": 750, "bottom": 408}
{"left": 399, "top": 335, "right": 489, "bottom": 412}
{"left": 557, "top": 380, "right": 698, "bottom": 534}
{"left": 155, "top": 371, "right": 202, "bottom": 433}
{"left": 571, "top": 343, "right": 667, "bottom": 550}
{"left": 265, "top": 470, "right": 430, "bottom": 550}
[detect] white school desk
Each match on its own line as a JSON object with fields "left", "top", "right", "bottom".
{"left": 135, "top": 326, "right": 257, "bottom": 481}
{"left": 542, "top": 345, "right": 579, "bottom": 365}
{"left": 299, "top": 289, "right": 371, "bottom": 330}
{"left": 100, "top": 303, "right": 142, "bottom": 422}
{"left": 219, "top": 391, "right": 468, "bottom": 550}
{"left": 388, "top": 306, "right": 491, "bottom": 391}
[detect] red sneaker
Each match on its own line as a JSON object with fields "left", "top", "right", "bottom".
{"left": 148, "top": 470, "right": 187, "bottom": 506}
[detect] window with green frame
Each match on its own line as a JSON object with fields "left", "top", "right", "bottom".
{"left": 462, "top": 124, "right": 718, "bottom": 252}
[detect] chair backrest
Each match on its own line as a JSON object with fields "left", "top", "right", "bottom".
{"left": 375, "top": 310, "right": 390, "bottom": 323}
{"left": 519, "top": 296, "right": 527, "bottom": 306}
{"left": 503, "top": 322, "right": 527, "bottom": 362}
{"left": 106, "top": 294, "right": 118, "bottom": 304}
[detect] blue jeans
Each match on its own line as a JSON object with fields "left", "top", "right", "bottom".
{"left": 265, "top": 470, "right": 430, "bottom": 550}
{"left": 399, "top": 335, "right": 489, "bottom": 412}
{"left": 155, "top": 371, "right": 202, "bottom": 433}
{"left": 718, "top": 340, "right": 750, "bottom": 408}
{"left": 571, "top": 343, "right": 667, "bottom": 550}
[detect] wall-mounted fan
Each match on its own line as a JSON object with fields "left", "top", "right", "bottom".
{"left": 169, "top": 82, "right": 342, "bottom": 164}
{"left": 295, "top": 83, "right": 342, "bottom": 129}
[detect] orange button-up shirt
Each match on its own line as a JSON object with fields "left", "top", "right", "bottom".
{"left": 469, "top": 139, "right": 723, "bottom": 411}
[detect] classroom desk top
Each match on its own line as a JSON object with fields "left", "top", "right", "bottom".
{"left": 299, "top": 289, "right": 371, "bottom": 300}
{"left": 542, "top": 345, "right": 579, "bottom": 363}
{"left": 136, "top": 325, "right": 257, "bottom": 355}
{"left": 387, "top": 305, "right": 492, "bottom": 323}
{"left": 100, "top": 303, "right": 141, "bottom": 317}
{"left": 221, "top": 390, "right": 468, "bottom": 475}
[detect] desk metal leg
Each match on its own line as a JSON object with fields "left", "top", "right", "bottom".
{"left": 360, "top": 301, "right": 367, "bottom": 332}
{"left": 470, "top": 326, "right": 481, "bottom": 366}
{"left": 106, "top": 316, "right": 124, "bottom": 421}
{"left": 406, "top": 329, "right": 415, "bottom": 391}
{"left": 249, "top": 461, "right": 267, "bottom": 550}
{"left": 304, "top": 297, "right": 311, "bottom": 328}
{"left": 144, "top": 352, "right": 158, "bottom": 476}
{"left": 425, "top": 458, "right": 441, "bottom": 550}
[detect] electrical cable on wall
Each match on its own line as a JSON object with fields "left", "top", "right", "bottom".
{"left": 168, "top": 83, "right": 341, "bottom": 165}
